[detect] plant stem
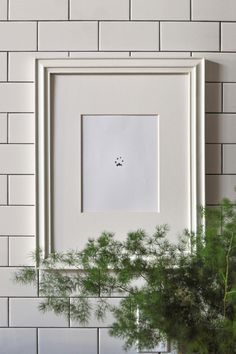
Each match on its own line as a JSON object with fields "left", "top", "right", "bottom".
{"left": 223, "top": 233, "right": 234, "bottom": 318}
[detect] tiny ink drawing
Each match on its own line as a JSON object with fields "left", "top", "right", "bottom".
{"left": 115, "top": 156, "right": 124, "bottom": 167}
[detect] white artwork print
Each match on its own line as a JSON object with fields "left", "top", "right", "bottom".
{"left": 82, "top": 115, "right": 159, "bottom": 212}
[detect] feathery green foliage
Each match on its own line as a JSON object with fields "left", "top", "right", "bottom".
{"left": 15, "top": 199, "right": 236, "bottom": 353}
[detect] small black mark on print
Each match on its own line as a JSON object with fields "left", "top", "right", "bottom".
{"left": 115, "top": 156, "right": 124, "bottom": 167}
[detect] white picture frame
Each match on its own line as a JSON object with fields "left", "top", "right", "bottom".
{"left": 36, "top": 58, "right": 205, "bottom": 258}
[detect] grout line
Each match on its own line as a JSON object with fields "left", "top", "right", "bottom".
{"left": 7, "top": 236, "right": 9, "bottom": 267}
{"left": 6, "top": 113, "right": 9, "bottom": 143}
{"left": 221, "top": 144, "right": 224, "bottom": 174}
{"left": 7, "top": 297, "right": 9, "bottom": 327}
{"left": 221, "top": 82, "right": 224, "bottom": 113}
{"left": 36, "top": 21, "right": 39, "bottom": 51}
{"left": 7, "top": 0, "right": 9, "bottom": 20}
{"left": 37, "top": 269, "right": 40, "bottom": 297}
{"left": 159, "top": 22, "right": 161, "bottom": 51}
{"left": 190, "top": 0, "right": 192, "bottom": 21}
{"left": 206, "top": 143, "right": 236, "bottom": 145}
{"left": 6, "top": 52, "right": 9, "bottom": 81}
{"left": 219, "top": 22, "right": 222, "bottom": 51}
{"left": 6, "top": 175, "right": 9, "bottom": 205}
{"left": 1, "top": 19, "right": 227, "bottom": 23}
{"left": 0, "top": 142, "right": 35, "bottom": 145}
{"left": 98, "top": 21, "right": 100, "bottom": 51}
{"left": 68, "top": 0, "right": 70, "bottom": 20}
{"left": 0, "top": 173, "right": 35, "bottom": 176}
{"left": 129, "top": 0, "right": 131, "bottom": 21}
{"left": 97, "top": 328, "right": 100, "bottom": 354}
{"left": 36, "top": 328, "right": 39, "bottom": 354}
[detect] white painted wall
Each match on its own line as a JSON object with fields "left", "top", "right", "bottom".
{"left": 0, "top": 0, "right": 236, "bottom": 352}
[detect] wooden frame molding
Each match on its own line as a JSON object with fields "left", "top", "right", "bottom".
{"left": 36, "top": 58, "right": 205, "bottom": 258}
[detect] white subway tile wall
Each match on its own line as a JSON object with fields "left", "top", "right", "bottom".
{"left": 0, "top": 298, "right": 8, "bottom": 326}
{"left": 160, "top": 22, "right": 219, "bottom": 51}
{"left": 9, "top": 0, "right": 69, "bottom": 20}
{"left": 0, "top": 0, "right": 7, "bottom": 20}
{"left": 131, "top": 0, "right": 190, "bottom": 20}
{"left": 38, "top": 328, "right": 97, "bottom": 354}
{"left": 0, "top": 52, "right": 7, "bottom": 81}
{"left": 223, "top": 145, "right": 236, "bottom": 174}
{"left": 0, "top": 22, "right": 37, "bottom": 51}
{"left": 9, "top": 237, "right": 35, "bottom": 266}
{"left": 0, "top": 0, "right": 235, "bottom": 353}
{"left": 0, "top": 328, "right": 36, "bottom": 354}
{"left": 223, "top": 83, "right": 236, "bottom": 112}
{"left": 0, "top": 114, "right": 7, "bottom": 143}
{"left": 0, "top": 175, "right": 7, "bottom": 204}
{"left": 9, "top": 298, "right": 68, "bottom": 327}
{"left": 205, "top": 144, "right": 221, "bottom": 174}
{"left": 8, "top": 114, "right": 35, "bottom": 143}
{"left": 221, "top": 23, "right": 236, "bottom": 51}
{"left": 8, "top": 175, "right": 35, "bottom": 205}
{"left": 0, "top": 237, "right": 8, "bottom": 266}
{"left": 70, "top": 0, "right": 129, "bottom": 20}
{"left": 0, "top": 268, "right": 36, "bottom": 296}
{"left": 99, "top": 22, "right": 159, "bottom": 51}
{"left": 38, "top": 22, "right": 98, "bottom": 51}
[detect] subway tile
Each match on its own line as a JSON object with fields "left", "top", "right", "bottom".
{"left": 38, "top": 22, "right": 98, "bottom": 51}
{"left": 39, "top": 328, "right": 97, "bottom": 354}
{"left": 206, "top": 144, "right": 221, "bottom": 174}
{"left": 206, "top": 175, "right": 236, "bottom": 204}
{"left": 222, "top": 23, "right": 236, "bottom": 51}
{"left": 9, "top": 175, "right": 35, "bottom": 205}
{"left": 9, "top": 114, "right": 35, "bottom": 143}
{"left": 0, "top": 0, "right": 7, "bottom": 20}
{"left": 0, "top": 268, "right": 36, "bottom": 296}
{"left": 0, "top": 298, "right": 8, "bottom": 326}
{"left": 70, "top": 0, "right": 129, "bottom": 20}
{"left": 100, "top": 21, "right": 159, "bottom": 51}
{"left": 0, "top": 52, "right": 7, "bottom": 81}
{"left": 0, "top": 175, "right": 7, "bottom": 205}
{"left": 206, "top": 83, "right": 222, "bottom": 113}
{"left": 9, "top": 0, "right": 68, "bottom": 20}
{"left": 0, "top": 22, "right": 37, "bottom": 50}
{"left": 192, "top": 0, "right": 236, "bottom": 21}
{"left": 69, "top": 51, "right": 130, "bottom": 58}
{"left": 0, "top": 114, "right": 7, "bottom": 143}
{"left": 161, "top": 22, "right": 219, "bottom": 51}
{"left": 0, "top": 237, "right": 8, "bottom": 266}
{"left": 100, "top": 329, "right": 136, "bottom": 354}
{"left": 206, "top": 114, "right": 236, "bottom": 143}
{"left": 70, "top": 298, "right": 120, "bottom": 327}
{"left": 99, "top": 329, "right": 168, "bottom": 353}
{"left": 9, "top": 237, "right": 35, "bottom": 266}
{"left": 0, "top": 328, "right": 36, "bottom": 354}
{"left": 223, "top": 145, "right": 236, "bottom": 174}
{"left": 132, "top": 0, "right": 190, "bottom": 20}
{"left": 0, "top": 145, "right": 34, "bottom": 174}
{"left": 0, "top": 206, "right": 35, "bottom": 235}
{"left": 9, "top": 52, "right": 68, "bottom": 82}
{"left": 10, "top": 298, "right": 68, "bottom": 327}
{"left": 131, "top": 51, "right": 191, "bottom": 57}
{"left": 223, "top": 84, "right": 236, "bottom": 113}
{"left": 0, "top": 83, "right": 34, "bottom": 113}
{"left": 193, "top": 53, "right": 236, "bottom": 82}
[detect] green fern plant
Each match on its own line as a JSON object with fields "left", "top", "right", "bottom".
{"left": 15, "top": 199, "right": 236, "bottom": 353}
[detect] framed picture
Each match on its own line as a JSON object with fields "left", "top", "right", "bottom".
{"left": 36, "top": 58, "right": 205, "bottom": 257}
